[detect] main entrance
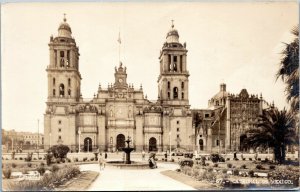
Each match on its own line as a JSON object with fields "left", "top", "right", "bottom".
{"left": 199, "top": 139, "right": 204, "bottom": 151}
{"left": 84, "top": 137, "right": 92, "bottom": 152}
{"left": 149, "top": 137, "right": 157, "bottom": 151}
{"left": 116, "top": 134, "right": 125, "bottom": 151}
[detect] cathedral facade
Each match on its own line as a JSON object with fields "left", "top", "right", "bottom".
{"left": 44, "top": 17, "right": 273, "bottom": 153}
{"left": 44, "top": 17, "right": 193, "bottom": 152}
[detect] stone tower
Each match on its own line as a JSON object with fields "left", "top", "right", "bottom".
{"left": 158, "top": 22, "right": 193, "bottom": 151}
{"left": 44, "top": 15, "right": 81, "bottom": 149}
{"left": 158, "top": 22, "right": 189, "bottom": 107}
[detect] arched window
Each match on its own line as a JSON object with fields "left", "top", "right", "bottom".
{"left": 173, "top": 56, "right": 177, "bottom": 72}
{"left": 173, "top": 87, "right": 178, "bottom": 99}
{"left": 167, "top": 92, "right": 170, "bottom": 99}
{"left": 60, "top": 51, "right": 65, "bottom": 67}
{"left": 68, "top": 89, "right": 71, "bottom": 96}
{"left": 59, "top": 84, "right": 65, "bottom": 97}
{"left": 181, "top": 82, "right": 184, "bottom": 89}
{"left": 53, "top": 78, "right": 55, "bottom": 85}
{"left": 182, "top": 92, "right": 184, "bottom": 99}
{"left": 167, "top": 81, "right": 170, "bottom": 89}
{"left": 68, "top": 78, "right": 71, "bottom": 86}
{"left": 53, "top": 89, "right": 56, "bottom": 96}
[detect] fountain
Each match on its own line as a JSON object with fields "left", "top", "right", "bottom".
{"left": 106, "top": 136, "right": 149, "bottom": 169}
{"left": 122, "top": 136, "right": 134, "bottom": 164}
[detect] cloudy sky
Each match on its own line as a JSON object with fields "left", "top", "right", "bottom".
{"left": 2, "top": 2, "right": 298, "bottom": 133}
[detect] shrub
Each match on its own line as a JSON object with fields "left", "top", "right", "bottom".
{"left": 51, "top": 165, "right": 59, "bottom": 172}
{"left": 222, "top": 169, "right": 227, "bottom": 174}
{"left": 219, "top": 156, "right": 225, "bottom": 162}
{"left": 240, "top": 164, "right": 247, "bottom": 169}
{"left": 67, "top": 158, "right": 71, "bottom": 163}
{"left": 36, "top": 166, "right": 46, "bottom": 175}
{"left": 200, "top": 156, "right": 206, "bottom": 166}
{"left": 171, "top": 158, "right": 174, "bottom": 162}
{"left": 213, "top": 163, "right": 218, "bottom": 167}
{"left": 179, "top": 159, "right": 193, "bottom": 167}
{"left": 12, "top": 163, "right": 17, "bottom": 168}
{"left": 210, "top": 154, "right": 220, "bottom": 163}
{"left": 61, "top": 158, "right": 66, "bottom": 163}
{"left": 83, "top": 157, "right": 87, "bottom": 162}
{"left": 257, "top": 158, "right": 261, "bottom": 161}
{"left": 7, "top": 165, "right": 81, "bottom": 191}
{"left": 45, "top": 152, "right": 53, "bottom": 166}
{"left": 233, "top": 169, "right": 239, "bottom": 176}
{"left": 3, "top": 168, "right": 12, "bottom": 179}
{"left": 74, "top": 158, "right": 78, "bottom": 162}
{"left": 56, "top": 159, "right": 61, "bottom": 164}
{"left": 207, "top": 167, "right": 213, "bottom": 172}
{"left": 268, "top": 167, "right": 300, "bottom": 187}
{"left": 27, "top": 163, "right": 32, "bottom": 168}
{"left": 25, "top": 152, "right": 33, "bottom": 162}
{"left": 181, "top": 166, "right": 192, "bottom": 176}
{"left": 269, "top": 165, "right": 276, "bottom": 170}
{"left": 227, "top": 163, "right": 232, "bottom": 168}
{"left": 256, "top": 164, "right": 263, "bottom": 170}
{"left": 48, "top": 145, "right": 70, "bottom": 159}
{"left": 248, "top": 170, "right": 254, "bottom": 177}
{"left": 90, "top": 157, "right": 94, "bottom": 161}
{"left": 242, "top": 158, "right": 246, "bottom": 161}
{"left": 205, "top": 163, "right": 209, "bottom": 166}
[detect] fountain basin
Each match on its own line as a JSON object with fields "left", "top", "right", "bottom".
{"left": 106, "top": 161, "right": 149, "bottom": 169}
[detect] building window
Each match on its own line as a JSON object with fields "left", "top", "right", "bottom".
{"left": 53, "top": 89, "right": 56, "bottom": 96}
{"left": 60, "top": 51, "right": 65, "bottom": 67}
{"left": 68, "top": 89, "right": 71, "bottom": 96}
{"left": 58, "top": 120, "right": 61, "bottom": 124}
{"left": 168, "top": 55, "right": 171, "bottom": 71}
{"left": 167, "top": 81, "right": 170, "bottom": 89}
{"left": 173, "top": 87, "right": 178, "bottom": 99}
{"left": 59, "top": 84, "right": 65, "bottom": 97}
{"left": 53, "top": 78, "right": 55, "bottom": 85}
{"left": 58, "top": 128, "right": 61, "bottom": 132}
{"left": 173, "top": 56, "right": 177, "bottom": 72}
{"left": 181, "top": 82, "right": 184, "bottom": 89}
{"left": 58, "top": 136, "right": 62, "bottom": 140}
{"left": 177, "top": 134, "right": 180, "bottom": 138}
{"left": 216, "top": 140, "right": 219, "bottom": 146}
{"left": 200, "top": 135, "right": 202, "bottom": 137}
{"left": 205, "top": 114, "right": 209, "bottom": 118}
{"left": 216, "top": 101, "right": 219, "bottom": 106}
{"left": 167, "top": 92, "right": 170, "bottom": 99}
{"left": 68, "top": 78, "right": 71, "bottom": 86}
{"left": 177, "top": 128, "right": 180, "bottom": 132}
{"left": 177, "top": 121, "right": 180, "bottom": 124}
{"left": 182, "top": 92, "right": 184, "bottom": 99}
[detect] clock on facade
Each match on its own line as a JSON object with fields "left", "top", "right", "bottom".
{"left": 119, "top": 78, "right": 123, "bottom": 83}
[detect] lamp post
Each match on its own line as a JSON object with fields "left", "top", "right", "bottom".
{"left": 37, "top": 119, "right": 40, "bottom": 160}
{"left": 169, "top": 131, "right": 171, "bottom": 161}
{"left": 49, "top": 132, "right": 52, "bottom": 148}
{"left": 78, "top": 130, "right": 81, "bottom": 153}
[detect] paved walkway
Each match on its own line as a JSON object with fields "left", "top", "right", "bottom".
{"left": 80, "top": 162, "right": 196, "bottom": 191}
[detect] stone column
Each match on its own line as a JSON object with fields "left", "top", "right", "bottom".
{"left": 207, "top": 128, "right": 212, "bottom": 152}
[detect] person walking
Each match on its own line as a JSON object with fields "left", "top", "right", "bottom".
{"left": 142, "top": 150, "right": 145, "bottom": 161}
{"left": 98, "top": 153, "right": 105, "bottom": 171}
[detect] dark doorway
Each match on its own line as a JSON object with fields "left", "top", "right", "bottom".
{"left": 240, "top": 134, "right": 247, "bottom": 152}
{"left": 149, "top": 137, "right": 157, "bottom": 151}
{"left": 199, "top": 139, "right": 204, "bottom": 151}
{"left": 116, "top": 134, "right": 125, "bottom": 151}
{"left": 84, "top": 137, "right": 92, "bottom": 152}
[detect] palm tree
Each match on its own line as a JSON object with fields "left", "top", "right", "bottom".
{"left": 244, "top": 108, "right": 297, "bottom": 164}
{"left": 276, "top": 26, "right": 299, "bottom": 114}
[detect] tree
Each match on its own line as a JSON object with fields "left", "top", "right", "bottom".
{"left": 276, "top": 26, "right": 299, "bottom": 114}
{"left": 48, "top": 144, "right": 70, "bottom": 158}
{"left": 244, "top": 108, "right": 297, "bottom": 164}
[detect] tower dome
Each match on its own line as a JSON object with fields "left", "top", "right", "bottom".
{"left": 166, "top": 20, "right": 179, "bottom": 43}
{"left": 58, "top": 14, "right": 72, "bottom": 38}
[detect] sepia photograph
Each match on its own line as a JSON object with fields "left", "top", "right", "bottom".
{"left": 1, "top": 1, "right": 299, "bottom": 191}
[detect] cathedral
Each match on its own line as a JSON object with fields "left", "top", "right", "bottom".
{"left": 44, "top": 17, "right": 272, "bottom": 153}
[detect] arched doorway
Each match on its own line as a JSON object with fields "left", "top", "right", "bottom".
{"left": 116, "top": 134, "right": 125, "bottom": 151}
{"left": 199, "top": 139, "right": 204, "bottom": 151}
{"left": 240, "top": 134, "right": 247, "bottom": 152}
{"left": 149, "top": 137, "right": 157, "bottom": 151}
{"left": 84, "top": 137, "right": 92, "bottom": 152}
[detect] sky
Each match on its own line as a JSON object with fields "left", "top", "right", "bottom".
{"left": 1, "top": 2, "right": 298, "bottom": 133}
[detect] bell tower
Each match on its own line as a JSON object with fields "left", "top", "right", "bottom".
{"left": 46, "top": 15, "right": 81, "bottom": 102}
{"left": 158, "top": 21, "right": 189, "bottom": 106}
